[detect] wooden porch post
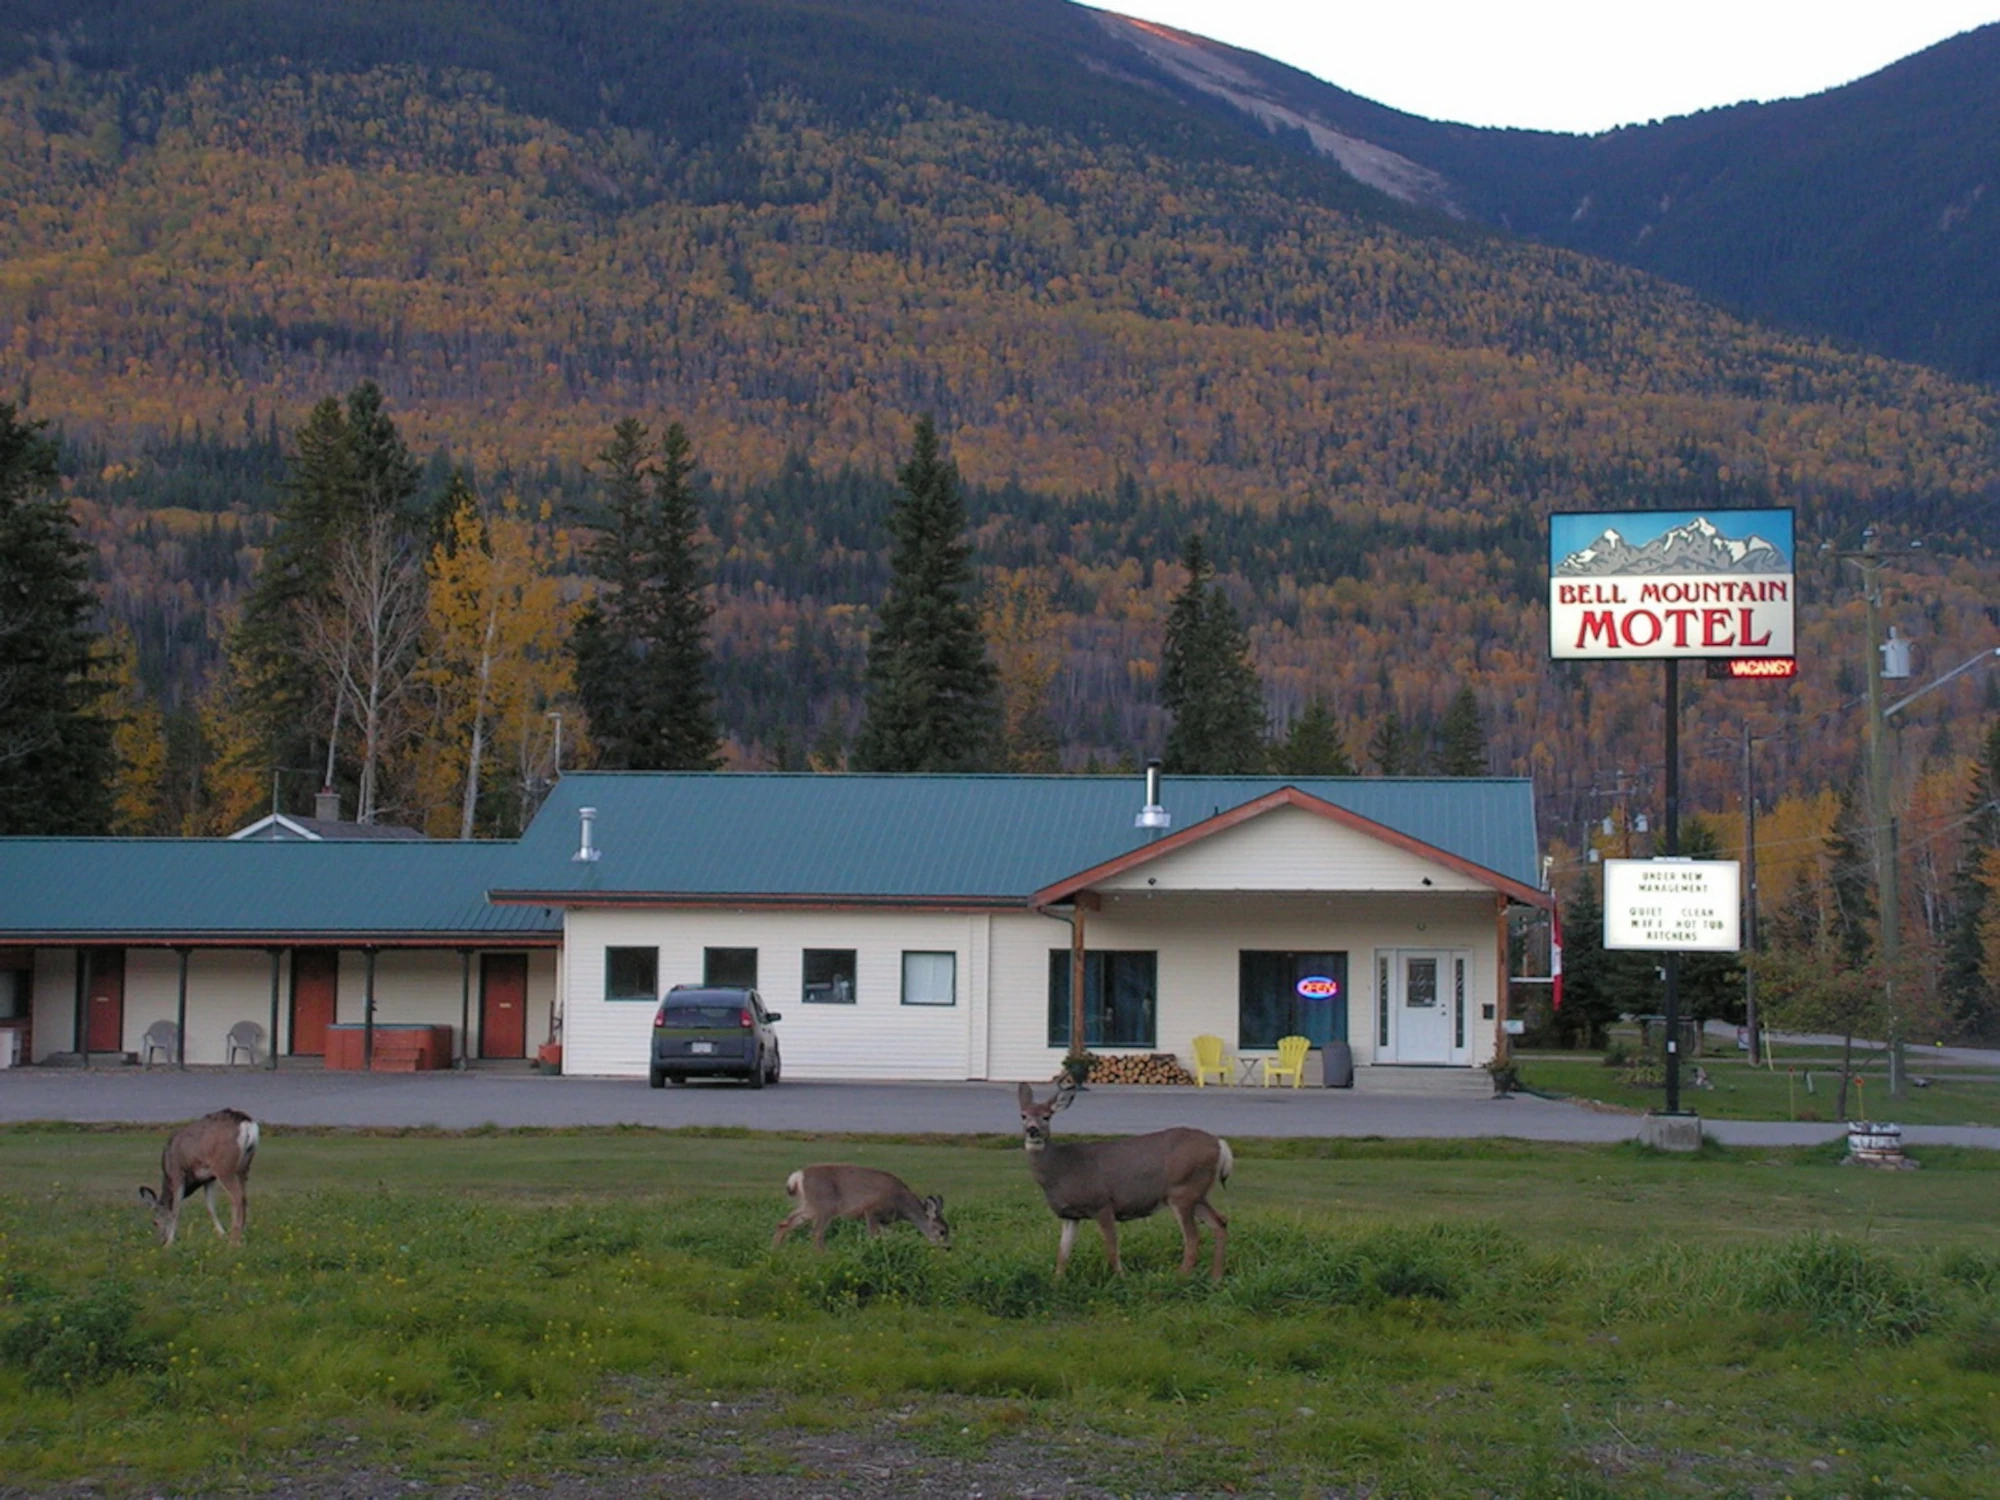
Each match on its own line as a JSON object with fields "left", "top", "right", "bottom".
{"left": 363, "top": 946, "right": 378, "bottom": 1069}
{"left": 266, "top": 948, "right": 282, "bottom": 1070}
{"left": 1067, "top": 893, "right": 1099, "bottom": 1062}
{"left": 1494, "top": 896, "right": 1510, "bottom": 1063}
{"left": 458, "top": 948, "right": 472, "bottom": 1070}
{"left": 175, "top": 946, "right": 190, "bottom": 1069}
{"left": 72, "top": 947, "right": 86, "bottom": 1062}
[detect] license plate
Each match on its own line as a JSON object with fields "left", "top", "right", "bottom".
{"left": 690, "top": 1041, "right": 714, "bottom": 1054}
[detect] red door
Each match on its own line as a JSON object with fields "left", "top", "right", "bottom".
{"left": 480, "top": 954, "right": 528, "bottom": 1059}
{"left": 84, "top": 948, "right": 125, "bottom": 1053}
{"left": 291, "top": 948, "right": 338, "bottom": 1056}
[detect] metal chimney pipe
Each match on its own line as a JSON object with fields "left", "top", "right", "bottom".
{"left": 572, "top": 806, "right": 602, "bottom": 863}
{"left": 1135, "top": 759, "right": 1171, "bottom": 830}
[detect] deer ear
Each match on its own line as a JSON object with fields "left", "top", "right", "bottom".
{"left": 924, "top": 1195, "right": 943, "bottom": 1212}
{"left": 1016, "top": 1081, "right": 1035, "bottom": 1108}
{"left": 137, "top": 1186, "right": 158, "bottom": 1206}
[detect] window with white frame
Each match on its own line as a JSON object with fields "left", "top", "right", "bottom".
{"left": 901, "top": 951, "right": 956, "bottom": 1007}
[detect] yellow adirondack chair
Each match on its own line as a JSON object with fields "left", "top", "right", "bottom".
{"left": 1190, "top": 1033, "right": 1231, "bottom": 1087}
{"left": 1262, "top": 1034, "right": 1311, "bottom": 1088}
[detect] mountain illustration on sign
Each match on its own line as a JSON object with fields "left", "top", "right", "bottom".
{"left": 1555, "top": 517, "right": 1789, "bottom": 576}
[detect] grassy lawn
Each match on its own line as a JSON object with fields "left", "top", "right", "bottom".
{"left": 2, "top": 1127, "right": 1997, "bottom": 1497}
{"left": 1513, "top": 1044, "right": 2000, "bottom": 1127}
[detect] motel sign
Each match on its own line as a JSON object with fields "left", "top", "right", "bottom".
{"left": 1549, "top": 510, "right": 1795, "bottom": 661}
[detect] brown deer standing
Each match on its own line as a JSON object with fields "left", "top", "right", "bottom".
{"left": 773, "top": 1164, "right": 951, "bottom": 1251}
{"left": 1017, "top": 1078, "right": 1232, "bottom": 1280}
{"left": 138, "top": 1108, "right": 259, "bottom": 1246}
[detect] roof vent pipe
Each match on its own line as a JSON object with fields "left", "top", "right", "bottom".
{"left": 572, "top": 806, "right": 602, "bottom": 863}
{"left": 1135, "top": 759, "right": 1171, "bottom": 830}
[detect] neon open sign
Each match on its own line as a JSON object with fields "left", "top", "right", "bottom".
{"left": 1295, "top": 976, "right": 1340, "bottom": 1000}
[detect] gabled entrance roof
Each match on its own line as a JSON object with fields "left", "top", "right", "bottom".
{"left": 1028, "top": 785, "right": 1550, "bottom": 908}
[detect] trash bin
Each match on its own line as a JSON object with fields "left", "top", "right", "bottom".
{"left": 1321, "top": 1039, "right": 1353, "bottom": 1088}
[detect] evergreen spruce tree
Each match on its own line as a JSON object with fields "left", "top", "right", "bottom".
{"left": 1368, "top": 707, "right": 1417, "bottom": 775}
{"left": 1826, "top": 786, "right": 1877, "bottom": 966}
{"left": 1941, "top": 717, "right": 2000, "bottom": 1037}
{"left": 1434, "top": 686, "right": 1489, "bottom": 775}
{"left": 0, "top": 403, "right": 113, "bottom": 834}
{"left": 1272, "top": 698, "right": 1356, "bottom": 776}
{"left": 572, "top": 419, "right": 722, "bottom": 771}
{"left": 231, "top": 380, "right": 425, "bottom": 807}
{"left": 853, "top": 417, "right": 997, "bottom": 772}
{"left": 1677, "top": 817, "right": 1744, "bottom": 1025}
{"left": 1159, "top": 534, "right": 1266, "bottom": 775}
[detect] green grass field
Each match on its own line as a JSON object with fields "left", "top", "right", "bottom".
{"left": 1513, "top": 1046, "right": 2000, "bottom": 1127}
{"left": 3, "top": 1127, "right": 1997, "bottom": 1497}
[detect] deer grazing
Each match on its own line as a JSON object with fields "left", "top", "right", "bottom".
{"left": 773, "top": 1164, "right": 951, "bottom": 1251}
{"left": 137, "top": 1108, "right": 259, "bottom": 1246}
{"left": 1017, "top": 1078, "right": 1232, "bottom": 1281}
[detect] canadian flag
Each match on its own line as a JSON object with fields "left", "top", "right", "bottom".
{"left": 1550, "top": 905, "right": 1564, "bottom": 1012}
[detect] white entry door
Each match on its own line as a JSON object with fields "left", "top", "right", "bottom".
{"left": 1379, "top": 949, "right": 1469, "bottom": 1064}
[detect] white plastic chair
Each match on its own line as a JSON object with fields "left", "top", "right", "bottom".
{"left": 226, "top": 1021, "right": 264, "bottom": 1066}
{"left": 141, "top": 1020, "right": 180, "bottom": 1067}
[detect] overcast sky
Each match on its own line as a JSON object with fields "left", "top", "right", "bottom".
{"left": 1083, "top": 1, "right": 2000, "bottom": 133}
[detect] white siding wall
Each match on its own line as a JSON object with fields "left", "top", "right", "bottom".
{"left": 1100, "top": 804, "right": 1491, "bottom": 893}
{"left": 30, "top": 949, "right": 75, "bottom": 1062}
{"left": 559, "top": 891, "right": 1501, "bottom": 1083}
{"left": 561, "top": 909, "right": 984, "bottom": 1080}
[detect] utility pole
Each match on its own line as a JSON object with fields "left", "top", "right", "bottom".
{"left": 1857, "top": 541, "right": 1905, "bottom": 1099}
{"left": 1741, "top": 724, "right": 1762, "bottom": 1066}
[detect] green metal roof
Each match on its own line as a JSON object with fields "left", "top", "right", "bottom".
{"left": 495, "top": 772, "right": 1544, "bottom": 904}
{"left": 0, "top": 775, "right": 1545, "bottom": 940}
{"left": 0, "top": 838, "right": 559, "bottom": 943}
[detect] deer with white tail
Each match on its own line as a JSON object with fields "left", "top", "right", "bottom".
{"left": 773, "top": 1164, "right": 951, "bottom": 1251}
{"left": 1017, "top": 1078, "right": 1232, "bottom": 1281}
{"left": 138, "top": 1108, "right": 259, "bottom": 1246}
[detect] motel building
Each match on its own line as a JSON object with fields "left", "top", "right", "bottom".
{"left": 0, "top": 771, "right": 1548, "bottom": 1082}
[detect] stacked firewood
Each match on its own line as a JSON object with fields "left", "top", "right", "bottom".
{"left": 1055, "top": 1053, "right": 1196, "bottom": 1086}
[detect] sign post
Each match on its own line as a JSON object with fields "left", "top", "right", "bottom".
{"left": 1552, "top": 510, "right": 1791, "bottom": 1119}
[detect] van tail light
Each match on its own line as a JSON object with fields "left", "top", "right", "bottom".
{"left": 740, "top": 1009, "right": 754, "bottom": 1029}
{"left": 654, "top": 1010, "right": 667, "bottom": 1029}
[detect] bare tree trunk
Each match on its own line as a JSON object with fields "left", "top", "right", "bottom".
{"left": 458, "top": 603, "right": 500, "bottom": 839}
{"left": 296, "top": 514, "right": 428, "bottom": 827}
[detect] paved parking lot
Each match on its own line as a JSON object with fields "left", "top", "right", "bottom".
{"left": 4, "top": 1064, "right": 1997, "bottom": 1148}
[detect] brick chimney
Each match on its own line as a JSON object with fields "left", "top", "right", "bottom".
{"left": 315, "top": 786, "right": 342, "bottom": 823}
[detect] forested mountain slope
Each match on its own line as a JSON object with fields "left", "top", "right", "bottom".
{"left": 5, "top": 0, "right": 1999, "bottom": 839}
{"left": 1096, "top": 13, "right": 2000, "bottom": 384}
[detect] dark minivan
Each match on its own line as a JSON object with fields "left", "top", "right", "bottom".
{"left": 649, "top": 985, "right": 782, "bottom": 1088}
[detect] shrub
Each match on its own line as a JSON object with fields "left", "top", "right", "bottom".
{"left": 1748, "top": 1235, "right": 1937, "bottom": 1342}
{"left": 0, "top": 1282, "right": 156, "bottom": 1390}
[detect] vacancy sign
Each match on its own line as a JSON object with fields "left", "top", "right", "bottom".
{"left": 1550, "top": 509, "right": 1794, "bottom": 660}
{"left": 1603, "top": 859, "right": 1742, "bottom": 952}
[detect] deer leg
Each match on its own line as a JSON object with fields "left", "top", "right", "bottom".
{"left": 1056, "top": 1218, "right": 1078, "bottom": 1277}
{"left": 1170, "top": 1200, "right": 1202, "bottom": 1276}
{"left": 203, "top": 1181, "right": 228, "bottom": 1239}
{"left": 773, "top": 1208, "right": 811, "bottom": 1247}
{"left": 1194, "top": 1199, "right": 1229, "bottom": 1282}
{"left": 1095, "top": 1210, "right": 1123, "bottom": 1276}
{"left": 223, "top": 1176, "right": 248, "bottom": 1244}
